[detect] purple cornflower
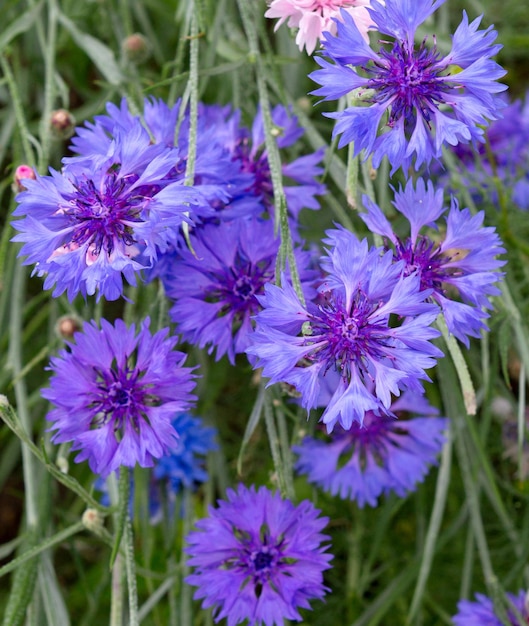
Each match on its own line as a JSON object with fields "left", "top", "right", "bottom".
{"left": 185, "top": 484, "right": 332, "bottom": 626}
{"left": 226, "top": 104, "right": 327, "bottom": 220}
{"left": 452, "top": 590, "right": 528, "bottom": 625}
{"left": 310, "top": 0, "right": 507, "bottom": 172}
{"left": 294, "top": 390, "right": 448, "bottom": 507}
{"left": 360, "top": 178, "right": 505, "bottom": 346}
{"left": 42, "top": 318, "right": 197, "bottom": 477}
{"left": 12, "top": 120, "right": 207, "bottom": 301}
{"left": 247, "top": 229, "right": 442, "bottom": 431}
{"left": 162, "top": 216, "right": 316, "bottom": 364}
{"left": 69, "top": 98, "right": 241, "bottom": 212}
{"left": 69, "top": 98, "right": 325, "bottom": 222}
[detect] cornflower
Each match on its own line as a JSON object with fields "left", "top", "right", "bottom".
{"left": 247, "top": 229, "right": 442, "bottom": 431}
{"left": 310, "top": 0, "right": 506, "bottom": 172}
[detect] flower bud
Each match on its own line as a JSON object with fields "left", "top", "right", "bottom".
{"left": 82, "top": 508, "right": 105, "bottom": 535}
{"left": 55, "top": 315, "right": 82, "bottom": 340}
{"left": 122, "top": 33, "right": 151, "bottom": 64}
{"left": 50, "top": 109, "right": 76, "bottom": 140}
{"left": 12, "top": 164, "right": 36, "bottom": 193}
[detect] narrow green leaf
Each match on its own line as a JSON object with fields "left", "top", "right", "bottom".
{"left": 57, "top": 13, "right": 124, "bottom": 86}
{"left": 0, "top": 2, "right": 44, "bottom": 53}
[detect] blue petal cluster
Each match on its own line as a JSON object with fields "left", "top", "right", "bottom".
{"left": 452, "top": 590, "right": 528, "bottom": 625}
{"left": 12, "top": 120, "right": 209, "bottom": 301}
{"left": 447, "top": 92, "right": 529, "bottom": 210}
{"left": 360, "top": 178, "right": 505, "bottom": 345}
{"left": 247, "top": 228, "right": 442, "bottom": 431}
{"left": 153, "top": 412, "right": 217, "bottom": 493}
{"left": 70, "top": 97, "right": 326, "bottom": 223}
{"left": 42, "top": 318, "right": 196, "bottom": 477}
{"left": 185, "top": 484, "right": 332, "bottom": 626}
{"left": 310, "top": 0, "right": 507, "bottom": 172}
{"left": 161, "top": 216, "right": 317, "bottom": 364}
{"left": 294, "top": 391, "right": 448, "bottom": 506}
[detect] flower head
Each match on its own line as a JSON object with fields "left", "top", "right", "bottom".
{"left": 452, "top": 590, "right": 528, "bottom": 625}
{"left": 360, "top": 178, "right": 505, "bottom": 346}
{"left": 162, "top": 216, "right": 317, "bottom": 364}
{"left": 265, "top": 0, "right": 373, "bottom": 55}
{"left": 185, "top": 484, "right": 332, "bottom": 626}
{"left": 247, "top": 229, "right": 442, "bottom": 431}
{"left": 310, "top": 1, "right": 507, "bottom": 172}
{"left": 446, "top": 92, "right": 529, "bottom": 210}
{"left": 12, "top": 120, "right": 207, "bottom": 301}
{"left": 42, "top": 318, "right": 197, "bottom": 477}
{"left": 294, "top": 390, "right": 447, "bottom": 506}
{"left": 219, "top": 104, "right": 327, "bottom": 221}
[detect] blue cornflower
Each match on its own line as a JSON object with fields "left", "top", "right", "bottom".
{"left": 452, "top": 590, "right": 528, "bottom": 625}
{"left": 185, "top": 484, "right": 332, "bottom": 626}
{"left": 162, "top": 216, "right": 317, "bottom": 364}
{"left": 446, "top": 93, "right": 529, "bottom": 210}
{"left": 69, "top": 98, "right": 325, "bottom": 222}
{"left": 247, "top": 229, "right": 442, "bottom": 431}
{"left": 42, "top": 318, "right": 197, "bottom": 477}
{"left": 294, "top": 390, "right": 447, "bottom": 507}
{"left": 153, "top": 412, "right": 217, "bottom": 493}
{"left": 12, "top": 121, "right": 207, "bottom": 301}
{"left": 310, "top": 0, "right": 507, "bottom": 172}
{"left": 360, "top": 178, "right": 505, "bottom": 346}
{"left": 69, "top": 98, "right": 242, "bottom": 211}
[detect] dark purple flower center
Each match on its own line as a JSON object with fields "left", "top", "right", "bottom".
{"left": 395, "top": 236, "right": 462, "bottom": 294}
{"left": 307, "top": 291, "right": 386, "bottom": 380}
{"left": 209, "top": 258, "right": 274, "bottom": 319}
{"left": 235, "top": 140, "right": 273, "bottom": 204}
{"left": 90, "top": 364, "right": 155, "bottom": 435}
{"left": 335, "top": 410, "right": 411, "bottom": 468}
{"left": 66, "top": 167, "right": 148, "bottom": 257}
{"left": 367, "top": 39, "right": 449, "bottom": 128}
{"left": 252, "top": 549, "right": 274, "bottom": 571}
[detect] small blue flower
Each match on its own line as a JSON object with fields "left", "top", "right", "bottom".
{"left": 360, "top": 178, "right": 505, "bottom": 346}
{"left": 294, "top": 390, "right": 447, "bottom": 507}
{"left": 12, "top": 121, "right": 207, "bottom": 301}
{"left": 452, "top": 589, "right": 528, "bottom": 625}
{"left": 153, "top": 412, "right": 217, "bottom": 493}
{"left": 247, "top": 229, "right": 442, "bottom": 431}
{"left": 185, "top": 484, "right": 332, "bottom": 626}
{"left": 162, "top": 216, "right": 317, "bottom": 364}
{"left": 310, "top": 1, "right": 506, "bottom": 172}
{"left": 42, "top": 318, "right": 197, "bottom": 477}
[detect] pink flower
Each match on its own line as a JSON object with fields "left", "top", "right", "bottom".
{"left": 265, "top": 0, "right": 374, "bottom": 55}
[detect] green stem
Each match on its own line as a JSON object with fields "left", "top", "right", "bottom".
{"left": 39, "top": 0, "right": 58, "bottom": 170}
{"left": 236, "top": 0, "right": 304, "bottom": 304}
{"left": 8, "top": 262, "right": 38, "bottom": 528}
{"left": 109, "top": 555, "right": 124, "bottom": 626}
{"left": 0, "top": 522, "right": 84, "bottom": 579}
{"left": 0, "top": 53, "right": 35, "bottom": 166}
{"left": 181, "top": 9, "right": 199, "bottom": 253}
{"left": 436, "top": 314, "right": 476, "bottom": 415}
{"left": 263, "top": 392, "right": 287, "bottom": 496}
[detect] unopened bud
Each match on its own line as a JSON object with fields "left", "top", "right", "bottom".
{"left": 82, "top": 508, "right": 105, "bottom": 535}
{"left": 50, "top": 109, "right": 76, "bottom": 140}
{"left": 56, "top": 456, "right": 69, "bottom": 474}
{"left": 55, "top": 315, "right": 82, "bottom": 339}
{"left": 0, "top": 395, "right": 9, "bottom": 408}
{"left": 12, "top": 164, "right": 36, "bottom": 193}
{"left": 122, "top": 33, "right": 151, "bottom": 64}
